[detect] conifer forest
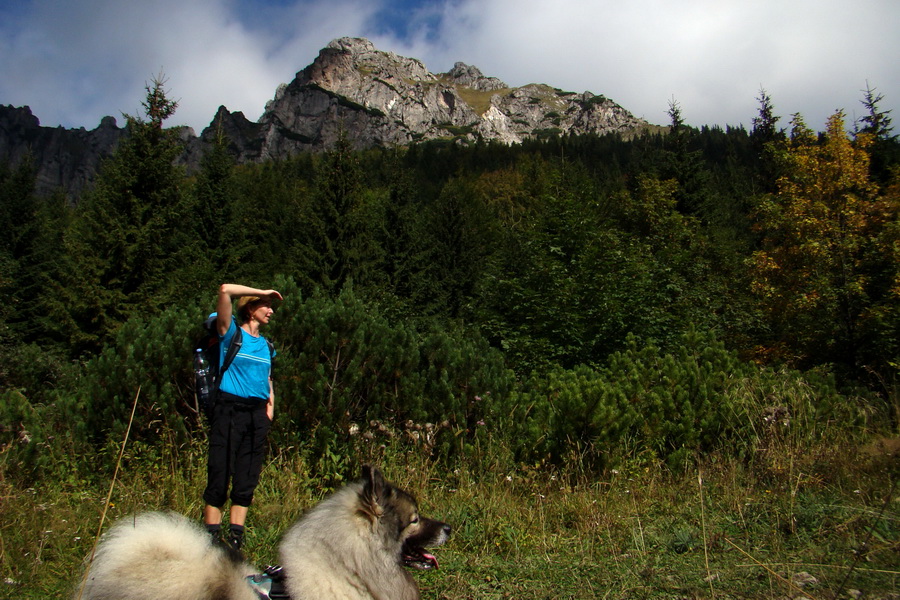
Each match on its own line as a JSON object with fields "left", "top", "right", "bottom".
{"left": 2, "top": 81, "right": 899, "bottom": 598}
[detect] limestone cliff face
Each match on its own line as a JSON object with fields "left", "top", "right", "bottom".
{"left": 1, "top": 37, "right": 653, "bottom": 197}
{"left": 0, "top": 105, "right": 124, "bottom": 198}
{"left": 242, "top": 37, "right": 649, "bottom": 157}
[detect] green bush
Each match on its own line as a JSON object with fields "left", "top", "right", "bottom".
{"left": 60, "top": 304, "right": 198, "bottom": 445}
{"left": 11, "top": 282, "right": 871, "bottom": 482}
{"left": 503, "top": 328, "right": 857, "bottom": 470}
{"left": 267, "top": 280, "right": 516, "bottom": 461}
{"left": 8, "top": 276, "right": 519, "bottom": 477}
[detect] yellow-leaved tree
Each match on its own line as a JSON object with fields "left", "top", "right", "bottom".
{"left": 749, "top": 110, "right": 899, "bottom": 382}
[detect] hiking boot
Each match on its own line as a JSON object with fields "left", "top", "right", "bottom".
{"left": 226, "top": 532, "right": 244, "bottom": 561}
{"left": 205, "top": 524, "right": 222, "bottom": 544}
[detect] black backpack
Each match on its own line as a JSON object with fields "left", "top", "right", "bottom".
{"left": 193, "top": 315, "right": 275, "bottom": 416}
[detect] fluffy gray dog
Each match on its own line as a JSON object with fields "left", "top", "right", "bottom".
{"left": 78, "top": 466, "right": 450, "bottom": 600}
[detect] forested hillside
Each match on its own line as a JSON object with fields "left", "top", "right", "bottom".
{"left": 4, "top": 77, "right": 900, "bottom": 600}
{"left": 1, "top": 79, "right": 898, "bottom": 474}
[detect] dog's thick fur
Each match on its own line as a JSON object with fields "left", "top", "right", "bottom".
{"left": 78, "top": 466, "right": 450, "bottom": 600}
{"left": 279, "top": 465, "right": 449, "bottom": 600}
{"left": 77, "top": 511, "right": 258, "bottom": 600}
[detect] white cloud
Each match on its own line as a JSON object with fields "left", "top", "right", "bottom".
{"left": 0, "top": 0, "right": 378, "bottom": 131}
{"left": 1, "top": 0, "right": 897, "bottom": 132}
{"left": 398, "top": 0, "right": 900, "bottom": 129}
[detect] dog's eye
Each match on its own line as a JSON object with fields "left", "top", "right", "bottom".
{"left": 410, "top": 516, "right": 419, "bottom": 526}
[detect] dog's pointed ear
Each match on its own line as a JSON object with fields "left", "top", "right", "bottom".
{"left": 359, "top": 465, "right": 386, "bottom": 524}
{"left": 362, "top": 465, "right": 383, "bottom": 490}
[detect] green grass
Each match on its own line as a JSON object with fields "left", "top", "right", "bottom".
{"left": 452, "top": 85, "right": 510, "bottom": 117}
{"left": 416, "top": 450, "right": 899, "bottom": 599}
{"left": 3, "top": 432, "right": 898, "bottom": 599}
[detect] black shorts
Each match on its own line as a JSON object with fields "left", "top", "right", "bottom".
{"left": 202, "top": 395, "right": 271, "bottom": 508}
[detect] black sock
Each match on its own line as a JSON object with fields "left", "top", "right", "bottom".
{"left": 206, "top": 523, "right": 221, "bottom": 539}
{"left": 228, "top": 524, "right": 245, "bottom": 546}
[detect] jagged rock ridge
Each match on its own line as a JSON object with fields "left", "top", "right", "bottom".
{"left": 0, "top": 106, "right": 123, "bottom": 198}
{"left": 218, "top": 37, "right": 650, "bottom": 161}
{"left": 1, "top": 37, "right": 653, "bottom": 197}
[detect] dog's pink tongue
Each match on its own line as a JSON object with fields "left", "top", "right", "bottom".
{"left": 422, "top": 552, "right": 438, "bottom": 569}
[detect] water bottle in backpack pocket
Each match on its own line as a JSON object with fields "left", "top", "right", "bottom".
{"left": 194, "top": 314, "right": 228, "bottom": 418}
{"left": 194, "top": 348, "right": 213, "bottom": 414}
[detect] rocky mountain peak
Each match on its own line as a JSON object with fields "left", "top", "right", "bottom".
{"left": 258, "top": 37, "right": 651, "bottom": 155}
{"left": 446, "top": 62, "right": 507, "bottom": 92}
{"left": 1, "top": 37, "right": 656, "bottom": 197}
{"left": 328, "top": 36, "right": 375, "bottom": 54}
{"left": 297, "top": 36, "right": 434, "bottom": 91}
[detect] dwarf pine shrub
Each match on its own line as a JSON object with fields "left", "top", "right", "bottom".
{"left": 502, "top": 327, "right": 852, "bottom": 470}
{"left": 60, "top": 304, "right": 198, "bottom": 446}
{"left": 11, "top": 277, "right": 869, "bottom": 482}
{"left": 266, "top": 280, "right": 515, "bottom": 461}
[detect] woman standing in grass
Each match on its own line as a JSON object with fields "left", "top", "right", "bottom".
{"left": 202, "top": 283, "right": 282, "bottom": 556}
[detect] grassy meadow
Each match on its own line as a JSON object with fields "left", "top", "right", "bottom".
{"left": 3, "top": 418, "right": 897, "bottom": 600}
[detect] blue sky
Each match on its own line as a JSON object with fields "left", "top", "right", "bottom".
{"left": 1, "top": 0, "right": 898, "bottom": 134}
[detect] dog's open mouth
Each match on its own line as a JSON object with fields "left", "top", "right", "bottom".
{"left": 401, "top": 518, "right": 450, "bottom": 570}
{"left": 402, "top": 547, "right": 439, "bottom": 570}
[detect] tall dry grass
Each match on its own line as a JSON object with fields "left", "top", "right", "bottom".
{"left": 2, "top": 381, "right": 897, "bottom": 599}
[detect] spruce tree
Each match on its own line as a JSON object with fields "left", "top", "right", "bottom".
{"left": 750, "top": 88, "right": 785, "bottom": 194}
{"left": 193, "top": 126, "right": 237, "bottom": 276}
{"left": 0, "top": 157, "right": 38, "bottom": 342}
{"left": 857, "top": 82, "right": 894, "bottom": 140}
{"left": 660, "top": 97, "right": 712, "bottom": 215}
{"left": 0, "top": 157, "right": 74, "bottom": 348}
{"left": 60, "top": 75, "right": 192, "bottom": 352}
{"left": 856, "top": 82, "right": 899, "bottom": 185}
{"left": 750, "top": 88, "right": 783, "bottom": 144}
{"left": 308, "top": 132, "right": 369, "bottom": 293}
{"left": 420, "top": 177, "right": 493, "bottom": 318}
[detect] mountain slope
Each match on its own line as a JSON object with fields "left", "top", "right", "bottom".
{"left": 1, "top": 37, "right": 655, "bottom": 197}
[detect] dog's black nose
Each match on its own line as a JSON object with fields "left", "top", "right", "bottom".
{"left": 442, "top": 524, "right": 452, "bottom": 536}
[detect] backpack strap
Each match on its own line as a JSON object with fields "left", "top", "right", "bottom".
{"left": 220, "top": 326, "right": 243, "bottom": 378}
{"left": 266, "top": 339, "right": 275, "bottom": 364}
{"left": 222, "top": 329, "right": 274, "bottom": 376}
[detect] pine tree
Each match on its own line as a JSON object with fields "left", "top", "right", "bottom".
{"left": 60, "top": 74, "right": 191, "bottom": 352}
{"left": 857, "top": 82, "right": 894, "bottom": 140}
{"left": 193, "top": 126, "right": 236, "bottom": 275}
